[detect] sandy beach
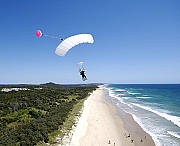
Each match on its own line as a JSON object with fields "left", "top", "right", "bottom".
{"left": 69, "top": 87, "right": 155, "bottom": 146}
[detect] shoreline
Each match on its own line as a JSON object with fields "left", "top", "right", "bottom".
{"left": 69, "top": 86, "right": 155, "bottom": 146}
{"left": 104, "top": 88, "right": 156, "bottom": 146}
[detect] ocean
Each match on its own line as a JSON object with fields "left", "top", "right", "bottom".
{"left": 104, "top": 84, "right": 180, "bottom": 146}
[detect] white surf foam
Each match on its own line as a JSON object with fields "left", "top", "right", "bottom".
{"left": 167, "top": 131, "right": 180, "bottom": 139}
{"left": 136, "top": 97, "right": 152, "bottom": 99}
{"left": 107, "top": 88, "right": 134, "bottom": 109}
{"left": 122, "top": 97, "right": 131, "bottom": 99}
{"left": 132, "top": 103, "right": 180, "bottom": 128}
{"left": 132, "top": 114, "right": 161, "bottom": 146}
{"left": 114, "top": 89, "right": 126, "bottom": 92}
{"left": 128, "top": 92, "right": 141, "bottom": 95}
{"left": 108, "top": 90, "right": 117, "bottom": 98}
{"left": 117, "top": 93, "right": 125, "bottom": 96}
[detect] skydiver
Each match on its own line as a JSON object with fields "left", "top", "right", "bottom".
{"left": 80, "top": 69, "right": 87, "bottom": 81}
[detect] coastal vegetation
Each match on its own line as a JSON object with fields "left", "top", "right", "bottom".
{"left": 0, "top": 83, "right": 97, "bottom": 145}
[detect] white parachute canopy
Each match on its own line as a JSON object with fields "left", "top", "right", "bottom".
{"left": 55, "top": 34, "right": 94, "bottom": 56}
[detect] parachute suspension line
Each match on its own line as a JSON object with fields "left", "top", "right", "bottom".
{"left": 44, "top": 34, "right": 64, "bottom": 40}
{"left": 81, "top": 65, "right": 85, "bottom": 71}
{"left": 79, "top": 65, "right": 85, "bottom": 72}
{"left": 77, "top": 62, "right": 85, "bottom": 72}
{"left": 36, "top": 30, "right": 64, "bottom": 40}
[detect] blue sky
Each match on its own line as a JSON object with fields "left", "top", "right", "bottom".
{"left": 0, "top": 0, "right": 180, "bottom": 84}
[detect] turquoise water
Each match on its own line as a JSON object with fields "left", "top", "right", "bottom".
{"left": 105, "top": 84, "right": 180, "bottom": 146}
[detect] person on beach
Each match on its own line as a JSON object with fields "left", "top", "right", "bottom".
{"left": 108, "top": 140, "right": 111, "bottom": 144}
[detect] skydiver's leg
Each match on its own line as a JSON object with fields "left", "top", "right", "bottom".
{"left": 84, "top": 75, "right": 87, "bottom": 79}
{"left": 82, "top": 75, "right": 87, "bottom": 80}
{"left": 82, "top": 75, "right": 86, "bottom": 78}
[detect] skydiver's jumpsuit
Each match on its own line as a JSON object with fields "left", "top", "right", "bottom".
{"left": 80, "top": 71, "right": 87, "bottom": 79}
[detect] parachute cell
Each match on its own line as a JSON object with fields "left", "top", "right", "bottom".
{"left": 77, "top": 62, "right": 84, "bottom": 66}
{"left": 55, "top": 34, "right": 94, "bottom": 56}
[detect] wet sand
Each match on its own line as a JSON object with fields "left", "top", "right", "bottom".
{"left": 70, "top": 87, "right": 155, "bottom": 146}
